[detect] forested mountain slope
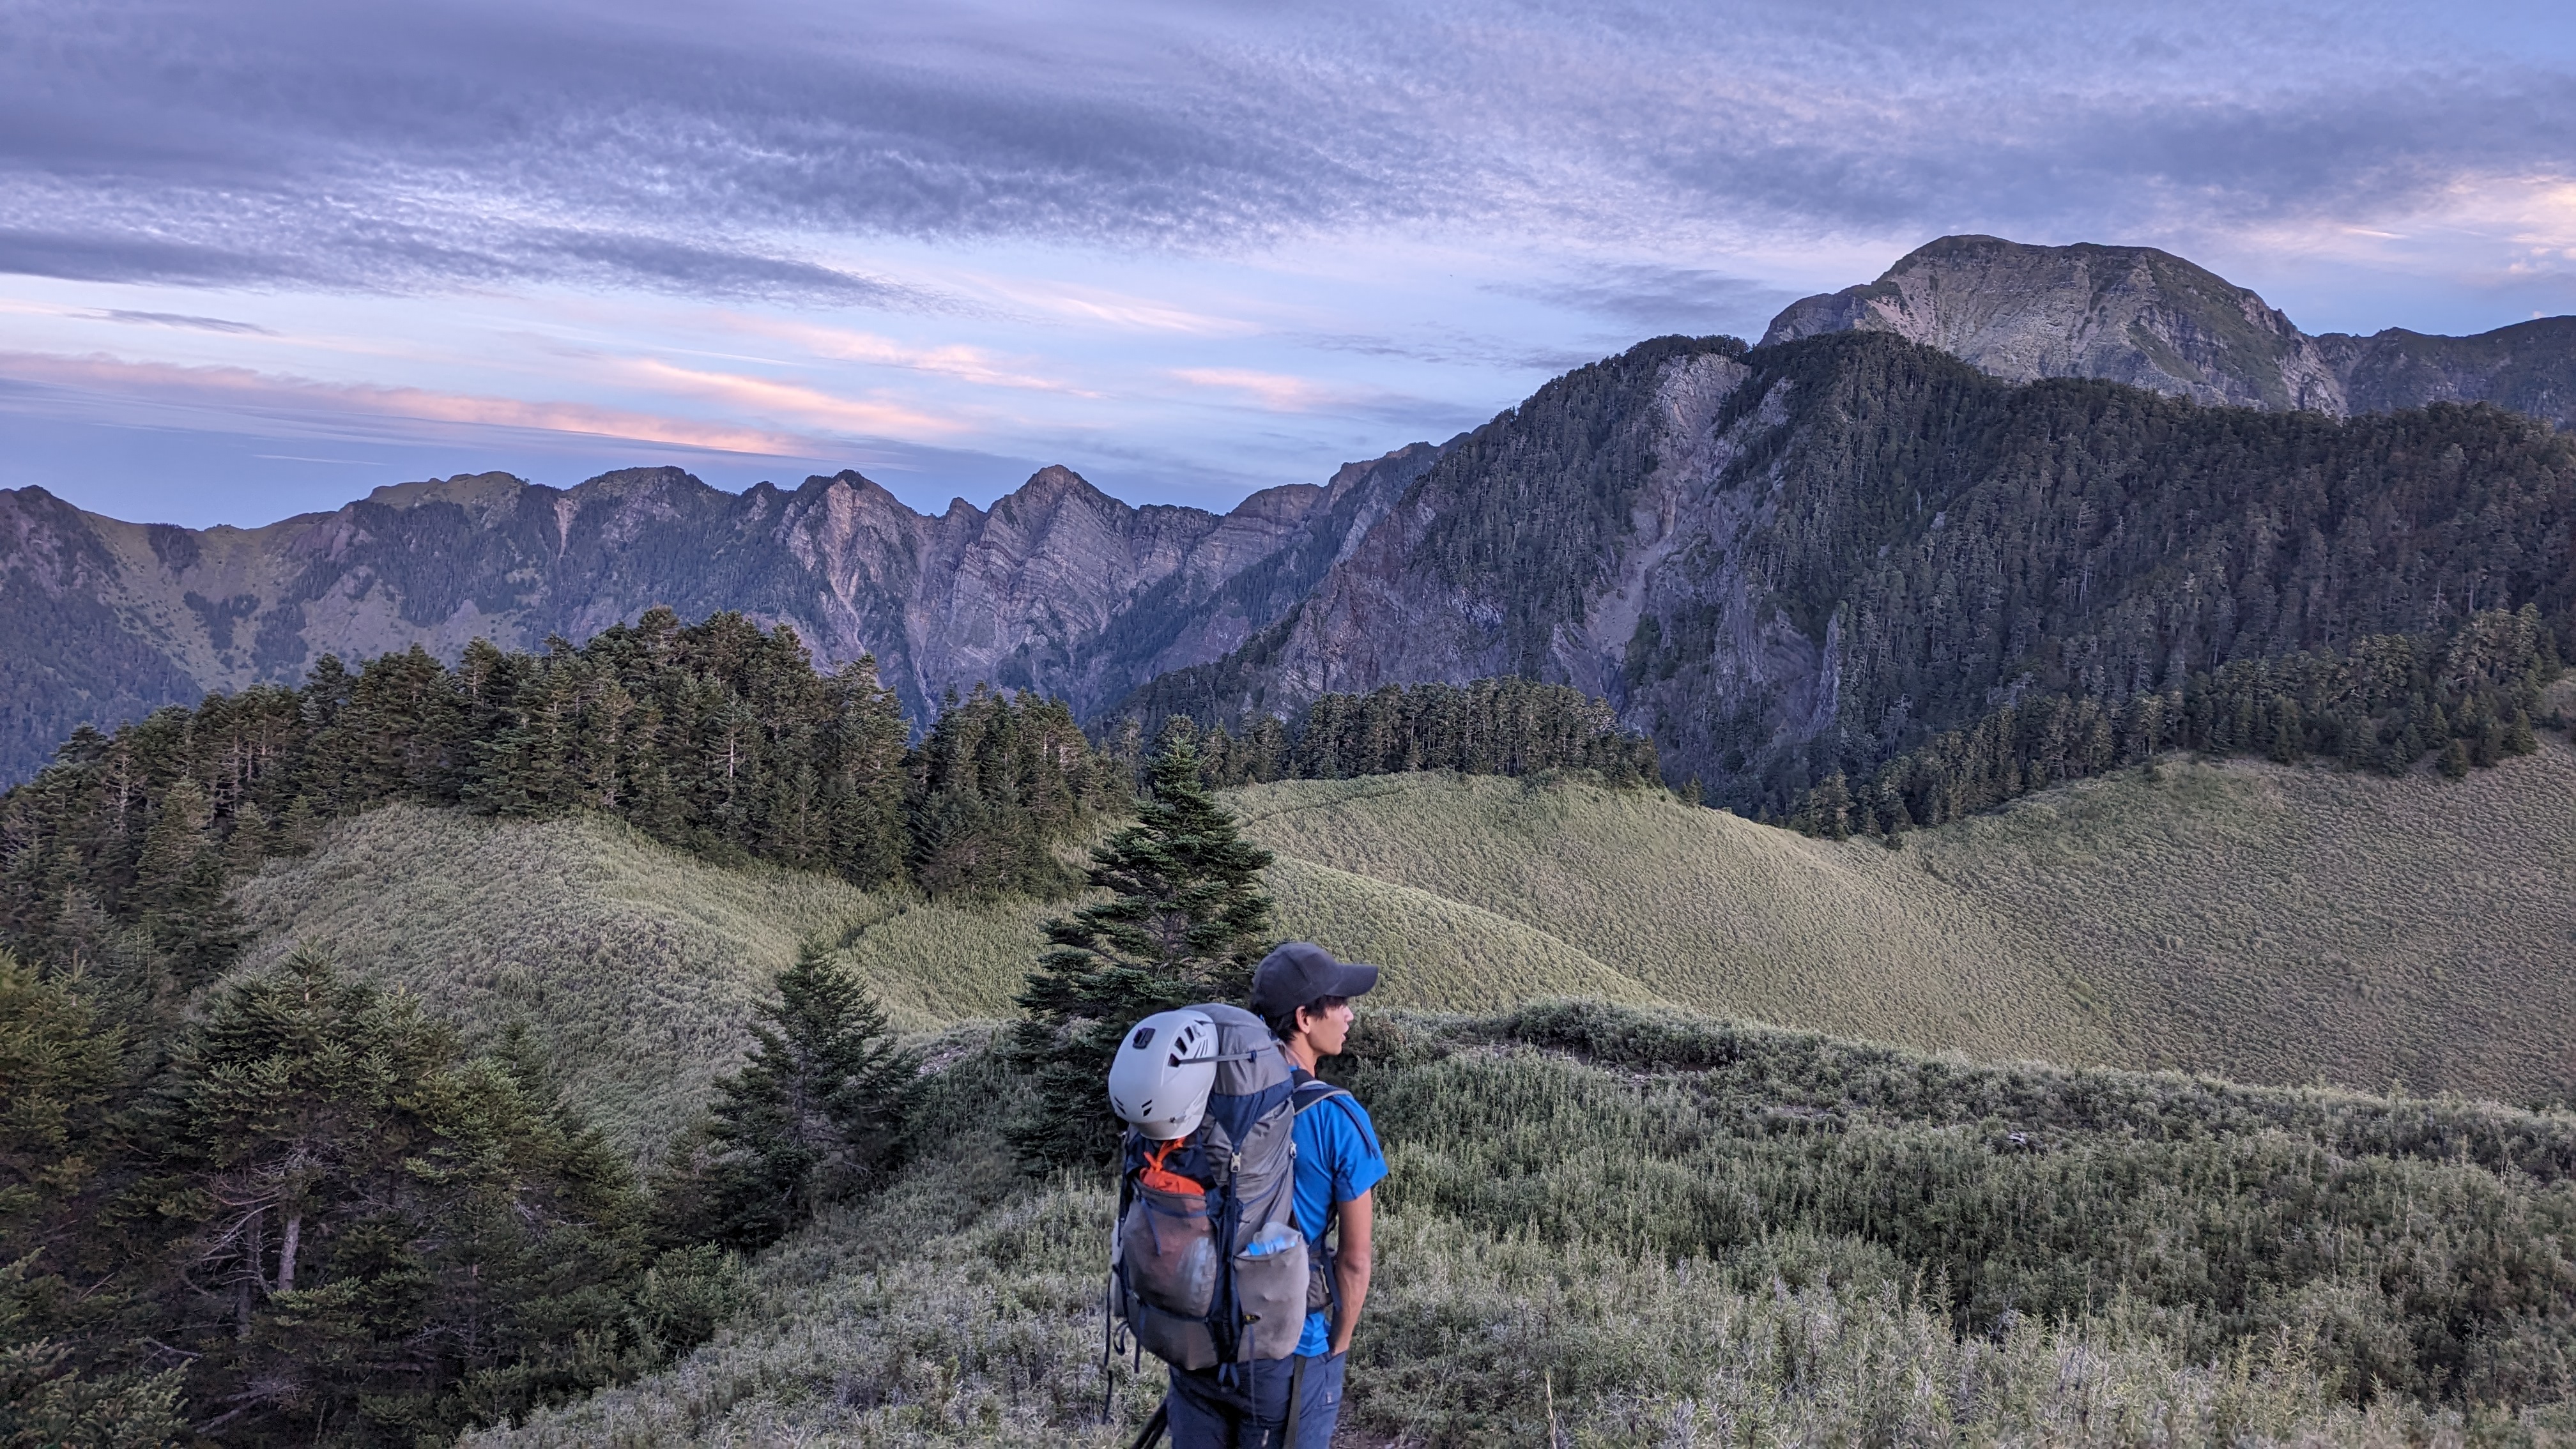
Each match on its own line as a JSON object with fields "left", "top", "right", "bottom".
{"left": 1765, "top": 233, "right": 2576, "bottom": 426}
{"left": 0, "top": 445, "right": 1445, "bottom": 784}
{"left": 1129, "top": 330, "right": 2576, "bottom": 811}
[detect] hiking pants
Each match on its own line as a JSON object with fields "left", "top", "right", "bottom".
{"left": 1166, "top": 1351, "right": 1346, "bottom": 1448}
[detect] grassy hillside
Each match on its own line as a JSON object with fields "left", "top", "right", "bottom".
{"left": 1236, "top": 774, "right": 2116, "bottom": 1066}
{"left": 1236, "top": 730, "right": 2576, "bottom": 1102}
{"left": 235, "top": 809, "right": 893, "bottom": 1156}
{"left": 233, "top": 807, "right": 1658, "bottom": 1153}
{"left": 239, "top": 723, "right": 2576, "bottom": 1159}
{"left": 464, "top": 1006, "right": 2576, "bottom": 1447}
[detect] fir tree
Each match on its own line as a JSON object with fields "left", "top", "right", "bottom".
{"left": 1007, "top": 736, "right": 1276, "bottom": 1171}
{"left": 0, "top": 1252, "right": 183, "bottom": 1449}
{"left": 148, "top": 949, "right": 686, "bottom": 1445}
{"left": 131, "top": 778, "right": 242, "bottom": 988}
{"left": 660, "top": 945, "right": 913, "bottom": 1252}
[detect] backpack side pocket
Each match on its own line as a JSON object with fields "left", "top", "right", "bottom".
{"left": 1118, "top": 1181, "right": 1216, "bottom": 1317}
{"left": 1233, "top": 1222, "right": 1309, "bottom": 1360}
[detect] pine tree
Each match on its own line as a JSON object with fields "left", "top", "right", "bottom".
{"left": 2507, "top": 709, "right": 2539, "bottom": 756}
{"left": 661, "top": 945, "right": 913, "bottom": 1252}
{"left": 1007, "top": 736, "right": 1276, "bottom": 1170}
{"left": 0, "top": 951, "right": 119, "bottom": 1230}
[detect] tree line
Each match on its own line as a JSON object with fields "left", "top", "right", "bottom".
{"left": 1791, "top": 604, "right": 2564, "bottom": 838}
{"left": 1123, "top": 676, "right": 1660, "bottom": 789}
{"left": 1, "top": 608, "right": 1125, "bottom": 994}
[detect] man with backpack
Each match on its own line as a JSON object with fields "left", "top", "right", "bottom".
{"left": 1160, "top": 942, "right": 1385, "bottom": 1448}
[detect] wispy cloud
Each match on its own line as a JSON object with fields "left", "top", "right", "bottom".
{"left": 6, "top": 1, "right": 2571, "bottom": 297}
{"left": 0, "top": 351, "right": 809, "bottom": 456}
{"left": 1169, "top": 367, "right": 1354, "bottom": 413}
{"left": 621, "top": 360, "right": 968, "bottom": 438}
{"left": 718, "top": 317, "right": 1095, "bottom": 394}
{"left": 91, "top": 310, "right": 279, "bottom": 335}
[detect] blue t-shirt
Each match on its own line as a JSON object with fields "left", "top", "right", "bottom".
{"left": 1289, "top": 1081, "right": 1386, "bottom": 1358}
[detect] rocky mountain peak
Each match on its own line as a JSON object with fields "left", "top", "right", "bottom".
{"left": 1761, "top": 234, "right": 2576, "bottom": 429}
{"left": 1762, "top": 234, "right": 2344, "bottom": 413}
{"left": 988, "top": 464, "right": 1121, "bottom": 530}
{"left": 1016, "top": 463, "right": 1100, "bottom": 499}
{"left": 362, "top": 471, "right": 531, "bottom": 513}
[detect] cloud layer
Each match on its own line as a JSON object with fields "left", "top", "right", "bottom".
{"left": 13, "top": 1, "right": 2575, "bottom": 298}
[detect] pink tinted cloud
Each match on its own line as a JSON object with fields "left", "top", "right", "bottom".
{"left": 620, "top": 358, "right": 974, "bottom": 436}
{"left": 1168, "top": 366, "right": 1352, "bottom": 412}
{"left": 0, "top": 349, "right": 809, "bottom": 454}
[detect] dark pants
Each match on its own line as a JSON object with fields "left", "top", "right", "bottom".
{"left": 1166, "top": 1352, "right": 1346, "bottom": 1448}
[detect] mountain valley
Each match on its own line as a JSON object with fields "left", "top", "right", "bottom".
{"left": 229, "top": 705, "right": 2576, "bottom": 1162}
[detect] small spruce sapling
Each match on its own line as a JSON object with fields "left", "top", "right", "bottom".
{"left": 1008, "top": 736, "right": 1276, "bottom": 1170}
{"left": 659, "top": 944, "right": 914, "bottom": 1251}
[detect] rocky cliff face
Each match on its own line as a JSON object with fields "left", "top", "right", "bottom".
{"left": 1124, "top": 336, "right": 1849, "bottom": 788}
{"left": 0, "top": 450, "right": 1438, "bottom": 784}
{"left": 1763, "top": 235, "right": 2575, "bottom": 427}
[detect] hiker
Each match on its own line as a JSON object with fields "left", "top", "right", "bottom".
{"left": 1162, "top": 942, "right": 1386, "bottom": 1448}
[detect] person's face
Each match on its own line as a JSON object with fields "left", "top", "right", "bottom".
{"left": 1298, "top": 999, "right": 1356, "bottom": 1057}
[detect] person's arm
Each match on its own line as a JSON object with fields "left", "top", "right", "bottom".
{"left": 1329, "top": 1188, "right": 1373, "bottom": 1355}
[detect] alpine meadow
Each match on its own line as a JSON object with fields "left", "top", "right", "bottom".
{"left": 9, "top": 167, "right": 2576, "bottom": 1449}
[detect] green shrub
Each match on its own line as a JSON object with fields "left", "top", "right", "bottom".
{"left": 474, "top": 1008, "right": 2576, "bottom": 1446}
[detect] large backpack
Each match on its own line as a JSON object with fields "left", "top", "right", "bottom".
{"left": 1108, "top": 1003, "right": 1308, "bottom": 1369}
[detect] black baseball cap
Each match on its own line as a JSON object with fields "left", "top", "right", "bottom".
{"left": 1249, "top": 942, "right": 1381, "bottom": 1018}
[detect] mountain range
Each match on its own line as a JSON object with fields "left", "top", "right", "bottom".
{"left": 0, "top": 445, "right": 1443, "bottom": 785}
{"left": 5, "top": 235, "right": 2573, "bottom": 797}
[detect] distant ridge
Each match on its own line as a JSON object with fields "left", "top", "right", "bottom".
{"left": 1761, "top": 234, "right": 2576, "bottom": 427}
{"left": 0, "top": 445, "right": 1446, "bottom": 785}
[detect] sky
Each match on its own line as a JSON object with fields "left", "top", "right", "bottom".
{"left": 5, "top": 1, "right": 2575, "bottom": 528}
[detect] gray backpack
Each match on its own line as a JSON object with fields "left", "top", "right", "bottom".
{"left": 1108, "top": 1003, "right": 1308, "bottom": 1368}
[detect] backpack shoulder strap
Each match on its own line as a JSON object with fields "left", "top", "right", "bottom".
{"left": 1291, "top": 1077, "right": 1348, "bottom": 1114}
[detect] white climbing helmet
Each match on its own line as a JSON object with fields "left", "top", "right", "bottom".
{"left": 1107, "top": 1009, "right": 1222, "bottom": 1140}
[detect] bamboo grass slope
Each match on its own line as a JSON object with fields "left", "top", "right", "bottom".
{"left": 467, "top": 1008, "right": 2576, "bottom": 1447}
{"left": 227, "top": 714, "right": 2576, "bottom": 1174}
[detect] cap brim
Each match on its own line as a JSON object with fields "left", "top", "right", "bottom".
{"left": 1330, "top": 961, "right": 1380, "bottom": 998}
